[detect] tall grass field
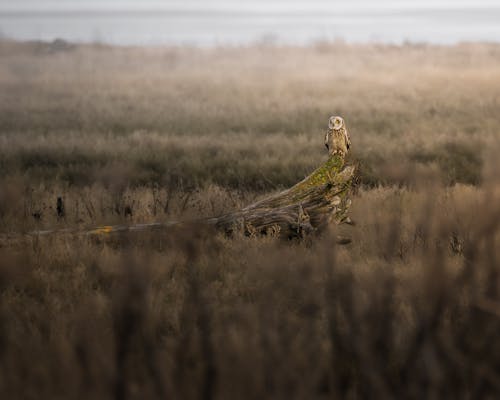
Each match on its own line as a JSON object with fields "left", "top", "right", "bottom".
{"left": 0, "top": 40, "right": 500, "bottom": 399}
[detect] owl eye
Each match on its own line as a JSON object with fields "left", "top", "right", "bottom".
{"left": 328, "top": 117, "right": 335, "bottom": 129}
{"left": 333, "top": 117, "right": 343, "bottom": 130}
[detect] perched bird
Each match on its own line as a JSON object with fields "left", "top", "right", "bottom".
{"left": 324, "top": 116, "right": 351, "bottom": 158}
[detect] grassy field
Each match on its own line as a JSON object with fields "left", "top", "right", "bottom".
{"left": 0, "top": 40, "right": 500, "bottom": 399}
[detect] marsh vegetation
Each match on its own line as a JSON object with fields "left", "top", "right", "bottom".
{"left": 0, "top": 40, "right": 499, "bottom": 399}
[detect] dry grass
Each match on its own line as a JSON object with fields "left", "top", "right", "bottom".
{"left": 0, "top": 40, "right": 500, "bottom": 399}
{"left": 1, "top": 40, "right": 499, "bottom": 189}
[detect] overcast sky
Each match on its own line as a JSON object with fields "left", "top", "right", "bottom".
{"left": 2, "top": 0, "right": 500, "bottom": 11}
{"left": 1, "top": 0, "right": 499, "bottom": 45}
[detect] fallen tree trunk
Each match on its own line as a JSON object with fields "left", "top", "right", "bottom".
{"left": 207, "top": 154, "right": 355, "bottom": 239}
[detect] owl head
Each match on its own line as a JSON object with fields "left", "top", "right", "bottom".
{"left": 324, "top": 116, "right": 351, "bottom": 158}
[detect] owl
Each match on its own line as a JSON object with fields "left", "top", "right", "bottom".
{"left": 324, "top": 116, "right": 351, "bottom": 158}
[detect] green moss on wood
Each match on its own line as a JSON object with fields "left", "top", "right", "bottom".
{"left": 213, "top": 152, "right": 355, "bottom": 238}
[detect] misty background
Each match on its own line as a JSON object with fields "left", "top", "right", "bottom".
{"left": 0, "top": 0, "right": 499, "bottom": 46}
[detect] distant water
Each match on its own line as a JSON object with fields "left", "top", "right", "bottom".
{"left": 1, "top": 1, "right": 500, "bottom": 46}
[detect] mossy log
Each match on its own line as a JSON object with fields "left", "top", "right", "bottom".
{"left": 81, "top": 147, "right": 355, "bottom": 241}
{"left": 208, "top": 155, "right": 354, "bottom": 238}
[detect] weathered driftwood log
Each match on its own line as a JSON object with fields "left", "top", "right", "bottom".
{"left": 206, "top": 116, "right": 355, "bottom": 239}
